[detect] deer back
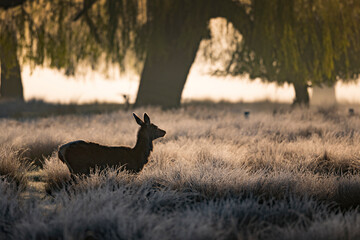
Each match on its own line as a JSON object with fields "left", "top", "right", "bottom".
{"left": 59, "top": 140, "right": 136, "bottom": 175}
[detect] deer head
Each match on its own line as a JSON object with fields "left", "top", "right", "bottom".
{"left": 133, "top": 113, "right": 166, "bottom": 141}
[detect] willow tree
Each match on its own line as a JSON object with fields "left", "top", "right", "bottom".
{"left": 85, "top": 0, "right": 250, "bottom": 107}
{"left": 136, "top": 0, "right": 360, "bottom": 107}
{"left": 0, "top": 0, "right": 141, "bottom": 101}
{"left": 206, "top": 0, "right": 360, "bottom": 105}
{"left": 0, "top": 1, "right": 26, "bottom": 100}
{"left": 0, "top": 0, "right": 106, "bottom": 100}
{"left": 0, "top": 23, "right": 23, "bottom": 100}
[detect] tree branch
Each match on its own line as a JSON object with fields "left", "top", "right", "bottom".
{"left": 0, "top": 0, "right": 26, "bottom": 9}
{"left": 215, "top": 0, "right": 253, "bottom": 37}
{"left": 72, "top": 0, "right": 97, "bottom": 21}
{"left": 71, "top": 0, "right": 101, "bottom": 44}
{"left": 84, "top": 12, "right": 101, "bottom": 44}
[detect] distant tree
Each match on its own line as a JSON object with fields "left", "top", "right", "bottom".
{"left": 0, "top": 23, "right": 23, "bottom": 100}
{"left": 0, "top": 0, "right": 27, "bottom": 100}
{"left": 206, "top": 0, "right": 360, "bottom": 105}
{"left": 0, "top": 1, "right": 83, "bottom": 100}
{"left": 134, "top": 0, "right": 252, "bottom": 107}
{"left": 0, "top": 0, "right": 124, "bottom": 101}
{"left": 134, "top": 0, "right": 211, "bottom": 107}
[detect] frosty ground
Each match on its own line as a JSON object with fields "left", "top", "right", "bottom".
{"left": 1, "top": 101, "right": 360, "bottom": 240}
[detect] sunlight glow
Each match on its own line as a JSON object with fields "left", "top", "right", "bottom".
{"left": 22, "top": 65, "right": 360, "bottom": 105}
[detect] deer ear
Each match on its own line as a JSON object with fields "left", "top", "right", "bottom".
{"left": 133, "top": 113, "right": 144, "bottom": 126}
{"left": 144, "top": 113, "right": 150, "bottom": 124}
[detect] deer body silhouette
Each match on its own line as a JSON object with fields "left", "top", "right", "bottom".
{"left": 58, "top": 113, "right": 166, "bottom": 175}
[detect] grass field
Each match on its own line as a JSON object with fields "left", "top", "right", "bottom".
{"left": 1, "top": 101, "right": 360, "bottom": 240}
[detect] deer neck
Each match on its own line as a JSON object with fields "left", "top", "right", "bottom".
{"left": 133, "top": 128, "right": 153, "bottom": 162}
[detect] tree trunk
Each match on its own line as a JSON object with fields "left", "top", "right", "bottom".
{"left": 135, "top": 36, "right": 204, "bottom": 108}
{"left": 0, "top": 26, "right": 23, "bottom": 101}
{"left": 134, "top": 1, "right": 209, "bottom": 108}
{"left": 292, "top": 82, "right": 309, "bottom": 106}
{"left": 134, "top": 0, "right": 252, "bottom": 108}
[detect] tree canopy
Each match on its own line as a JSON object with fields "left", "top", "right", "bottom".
{"left": 206, "top": 0, "right": 360, "bottom": 104}
{"left": 1, "top": 0, "right": 359, "bottom": 106}
{"left": 0, "top": 0, "right": 147, "bottom": 100}
{"left": 0, "top": 0, "right": 146, "bottom": 75}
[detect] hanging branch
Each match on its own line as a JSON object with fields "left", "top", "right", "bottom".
{"left": 84, "top": 11, "right": 102, "bottom": 44}
{"left": 72, "top": 0, "right": 101, "bottom": 44}
{"left": 72, "top": 0, "right": 97, "bottom": 21}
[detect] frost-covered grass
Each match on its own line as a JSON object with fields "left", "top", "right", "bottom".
{"left": 0, "top": 146, "right": 32, "bottom": 189}
{"left": 1, "top": 101, "right": 360, "bottom": 239}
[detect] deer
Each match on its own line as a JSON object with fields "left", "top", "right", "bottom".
{"left": 58, "top": 113, "right": 166, "bottom": 175}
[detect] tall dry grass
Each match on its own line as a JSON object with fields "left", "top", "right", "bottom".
{"left": 1, "top": 101, "right": 360, "bottom": 239}
{"left": 0, "top": 146, "right": 32, "bottom": 188}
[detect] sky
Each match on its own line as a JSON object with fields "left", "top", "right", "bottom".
{"left": 22, "top": 63, "right": 360, "bottom": 105}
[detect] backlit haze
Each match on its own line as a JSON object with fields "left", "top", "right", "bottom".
{"left": 21, "top": 17, "right": 360, "bottom": 105}
{"left": 23, "top": 63, "right": 360, "bottom": 105}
